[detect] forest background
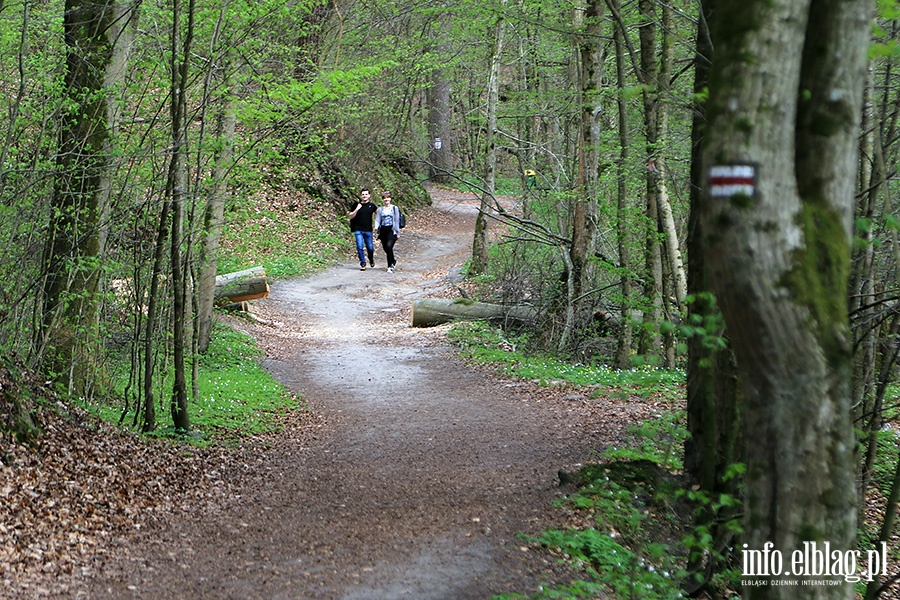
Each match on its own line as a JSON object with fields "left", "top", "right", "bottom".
{"left": 1, "top": 0, "right": 899, "bottom": 597}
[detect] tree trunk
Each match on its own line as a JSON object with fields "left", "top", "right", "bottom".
{"left": 428, "top": 14, "right": 453, "bottom": 183}
{"left": 702, "top": 1, "right": 870, "bottom": 597}
{"left": 470, "top": 9, "right": 505, "bottom": 275}
{"left": 190, "top": 5, "right": 230, "bottom": 398}
{"left": 515, "top": 3, "right": 538, "bottom": 213}
{"left": 849, "top": 79, "right": 876, "bottom": 430}
{"left": 142, "top": 200, "right": 169, "bottom": 433}
{"left": 683, "top": 1, "right": 744, "bottom": 592}
{"left": 41, "top": 0, "right": 134, "bottom": 397}
{"left": 638, "top": 0, "right": 662, "bottom": 361}
{"left": 167, "top": 0, "right": 195, "bottom": 432}
{"left": 610, "top": 0, "right": 633, "bottom": 370}
{"left": 569, "top": 0, "right": 604, "bottom": 313}
{"left": 214, "top": 267, "right": 269, "bottom": 303}
{"left": 654, "top": 3, "right": 687, "bottom": 314}
{"left": 197, "top": 87, "right": 236, "bottom": 354}
{"left": 855, "top": 83, "right": 900, "bottom": 516}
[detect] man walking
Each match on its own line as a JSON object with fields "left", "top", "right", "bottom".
{"left": 348, "top": 188, "right": 377, "bottom": 270}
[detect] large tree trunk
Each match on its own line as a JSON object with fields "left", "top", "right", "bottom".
{"left": 702, "top": 1, "right": 869, "bottom": 597}
{"left": 427, "top": 14, "right": 453, "bottom": 184}
{"left": 214, "top": 267, "right": 269, "bottom": 303}
{"left": 683, "top": 0, "right": 743, "bottom": 592}
{"left": 411, "top": 298, "right": 537, "bottom": 328}
{"left": 41, "top": 0, "right": 135, "bottom": 397}
{"left": 569, "top": 0, "right": 604, "bottom": 316}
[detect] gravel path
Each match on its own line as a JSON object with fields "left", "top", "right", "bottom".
{"left": 74, "top": 187, "right": 626, "bottom": 599}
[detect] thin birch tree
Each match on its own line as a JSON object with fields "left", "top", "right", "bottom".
{"left": 471, "top": 6, "right": 505, "bottom": 276}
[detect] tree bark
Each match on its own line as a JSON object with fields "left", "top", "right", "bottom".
{"left": 428, "top": 14, "right": 453, "bottom": 183}
{"left": 654, "top": 4, "right": 687, "bottom": 315}
{"left": 167, "top": 0, "right": 196, "bottom": 432}
{"left": 197, "top": 85, "right": 236, "bottom": 354}
{"left": 569, "top": 0, "right": 604, "bottom": 314}
{"left": 470, "top": 8, "right": 505, "bottom": 275}
{"left": 683, "top": 0, "right": 744, "bottom": 591}
{"left": 41, "top": 0, "right": 135, "bottom": 397}
{"left": 610, "top": 0, "right": 633, "bottom": 370}
{"left": 702, "top": 1, "right": 870, "bottom": 597}
{"left": 637, "top": 0, "right": 662, "bottom": 360}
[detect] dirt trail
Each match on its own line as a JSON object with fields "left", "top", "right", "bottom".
{"left": 77, "top": 187, "right": 624, "bottom": 599}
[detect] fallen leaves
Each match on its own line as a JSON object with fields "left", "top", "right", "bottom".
{"left": 0, "top": 368, "right": 244, "bottom": 598}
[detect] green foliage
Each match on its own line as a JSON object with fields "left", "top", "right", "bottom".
{"left": 90, "top": 323, "right": 304, "bottom": 446}
{"left": 871, "top": 1, "right": 900, "bottom": 59}
{"left": 190, "top": 326, "right": 302, "bottom": 442}
{"left": 537, "top": 527, "right": 681, "bottom": 599}
{"left": 601, "top": 411, "right": 688, "bottom": 471}
{"left": 867, "top": 424, "right": 900, "bottom": 497}
{"left": 239, "top": 64, "right": 394, "bottom": 126}
{"left": 876, "top": 0, "right": 900, "bottom": 19}
{"left": 512, "top": 447, "right": 743, "bottom": 599}
{"left": 219, "top": 205, "right": 351, "bottom": 278}
{"left": 677, "top": 293, "right": 728, "bottom": 367}
{"left": 448, "top": 321, "right": 684, "bottom": 399}
{"left": 492, "top": 579, "right": 606, "bottom": 599}
{"left": 524, "top": 464, "right": 687, "bottom": 600}
{"left": 675, "top": 479, "right": 744, "bottom": 582}
{"left": 457, "top": 175, "right": 525, "bottom": 197}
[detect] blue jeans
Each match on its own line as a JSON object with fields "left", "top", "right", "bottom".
{"left": 353, "top": 230, "right": 374, "bottom": 266}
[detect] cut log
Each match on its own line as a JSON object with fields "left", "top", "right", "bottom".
{"left": 214, "top": 266, "right": 269, "bottom": 304}
{"left": 221, "top": 301, "right": 250, "bottom": 312}
{"left": 411, "top": 298, "right": 538, "bottom": 328}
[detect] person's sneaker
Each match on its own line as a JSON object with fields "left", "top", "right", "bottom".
{"left": 360, "top": 264, "right": 366, "bottom": 271}
{"left": 387, "top": 267, "right": 394, "bottom": 273}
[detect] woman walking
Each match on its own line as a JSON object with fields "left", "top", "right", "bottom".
{"left": 375, "top": 191, "right": 400, "bottom": 272}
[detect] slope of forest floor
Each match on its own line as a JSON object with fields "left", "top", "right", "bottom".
{"left": 2, "top": 186, "right": 671, "bottom": 599}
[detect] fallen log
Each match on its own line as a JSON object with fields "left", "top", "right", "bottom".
{"left": 214, "top": 266, "right": 269, "bottom": 304}
{"left": 221, "top": 301, "right": 251, "bottom": 312}
{"left": 411, "top": 297, "right": 538, "bottom": 328}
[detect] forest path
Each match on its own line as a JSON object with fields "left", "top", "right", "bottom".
{"left": 80, "top": 186, "right": 631, "bottom": 599}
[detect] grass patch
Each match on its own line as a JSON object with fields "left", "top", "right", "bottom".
{"left": 601, "top": 411, "right": 688, "bottom": 471}
{"left": 447, "top": 320, "right": 684, "bottom": 402}
{"left": 495, "top": 460, "right": 691, "bottom": 600}
{"left": 189, "top": 324, "right": 303, "bottom": 442}
{"left": 220, "top": 208, "right": 351, "bottom": 279}
{"left": 90, "top": 322, "right": 305, "bottom": 446}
